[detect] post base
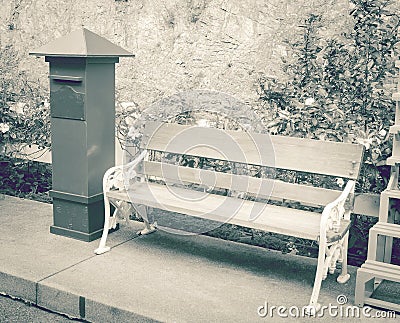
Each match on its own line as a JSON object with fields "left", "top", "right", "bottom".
{"left": 50, "top": 225, "right": 103, "bottom": 242}
{"left": 50, "top": 191, "right": 108, "bottom": 242}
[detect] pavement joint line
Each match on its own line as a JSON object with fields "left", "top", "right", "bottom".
{"left": 36, "top": 255, "right": 97, "bottom": 284}
{"left": 36, "top": 234, "right": 140, "bottom": 284}
{"left": 109, "top": 231, "right": 141, "bottom": 250}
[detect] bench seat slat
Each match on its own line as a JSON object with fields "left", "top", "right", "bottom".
{"left": 142, "top": 122, "right": 364, "bottom": 179}
{"left": 107, "top": 183, "right": 350, "bottom": 243}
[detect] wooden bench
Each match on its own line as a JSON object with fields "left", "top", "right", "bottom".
{"left": 94, "top": 121, "right": 364, "bottom": 312}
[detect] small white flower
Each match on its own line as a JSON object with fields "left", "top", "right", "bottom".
{"left": 336, "top": 178, "right": 344, "bottom": 188}
{"left": 132, "top": 112, "right": 140, "bottom": 119}
{"left": 304, "top": 98, "right": 315, "bottom": 106}
{"left": 43, "top": 99, "right": 50, "bottom": 108}
{"left": 0, "top": 123, "right": 10, "bottom": 133}
{"left": 128, "top": 127, "right": 141, "bottom": 139}
{"left": 356, "top": 138, "right": 373, "bottom": 150}
{"left": 125, "top": 116, "right": 136, "bottom": 126}
{"left": 10, "top": 102, "right": 25, "bottom": 114}
{"left": 120, "top": 102, "right": 136, "bottom": 110}
{"left": 378, "top": 129, "right": 387, "bottom": 138}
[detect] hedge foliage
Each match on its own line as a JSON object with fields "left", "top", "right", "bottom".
{"left": 0, "top": 41, "right": 51, "bottom": 199}
{"left": 257, "top": 0, "right": 400, "bottom": 194}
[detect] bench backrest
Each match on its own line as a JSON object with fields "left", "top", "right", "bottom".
{"left": 139, "top": 121, "right": 364, "bottom": 208}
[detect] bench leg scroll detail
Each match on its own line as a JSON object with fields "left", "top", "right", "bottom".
{"left": 132, "top": 204, "right": 158, "bottom": 236}
{"left": 137, "top": 221, "right": 158, "bottom": 236}
{"left": 336, "top": 232, "right": 350, "bottom": 284}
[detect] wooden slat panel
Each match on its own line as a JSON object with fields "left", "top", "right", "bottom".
{"left": 363, "top": 298, "right": 400, "bottom": 313}
{"left": 141, "top": 161, "right": 342, "bottom": 207}
{"left": 270, "top": 135, "right": 363, "bottom": 179}
{"left": 365, "top": 260, "right": 400, "bottom": 274}
{"left": 353, "top": 193, "right": 379, "bottom": 217}
{"left": 108, "top": 183, "right": 324, "bottom": 240}
{"left": 142, "top": 122, "right": 364, "bottom": 179}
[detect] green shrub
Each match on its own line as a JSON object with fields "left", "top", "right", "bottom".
{"left": 0, "top": 42, "right": 51, "bottom": 200}
{"left": 0, "top": 43, "right": 50, "bottom": 157}
{"left": 258, "top": 0, "right": 400, "bottom": 194}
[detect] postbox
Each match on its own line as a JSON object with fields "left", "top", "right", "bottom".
{"left": 30, "top": 28, "right": 134, "bottom": 241}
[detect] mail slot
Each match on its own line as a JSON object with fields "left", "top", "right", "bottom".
{"left": 48, "top": 58, "right": 86, "bottom": 120}
{"left": 50, "top": 75, "right": 85, "bottom": 120}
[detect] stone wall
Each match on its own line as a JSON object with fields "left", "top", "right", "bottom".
{"left": 1, "top": 0, "right": 350, "bottom": 109}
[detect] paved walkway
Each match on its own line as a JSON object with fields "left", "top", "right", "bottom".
{"left": 0, "top": 195, "right": 397, "bottom": 322}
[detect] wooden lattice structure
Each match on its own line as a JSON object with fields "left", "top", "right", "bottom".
{"left": 355, "top": 59, "right": 400, "bottom": 311}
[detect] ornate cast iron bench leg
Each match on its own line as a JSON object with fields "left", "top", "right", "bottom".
{"left": 305, "top": 181, "right": 354, "bottom": 314}
{"left": 95, "top": 151, "right": 148, "bottom": 255}
{"left": 94, "top": 191, "right": 113, "bottom": 255}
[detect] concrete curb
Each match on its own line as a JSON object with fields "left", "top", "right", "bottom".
{"left": 0, "top": 272, "right": 37, "bottom": 304}
{"left": 1, "top": 271, "right": 159, "bottom": 322}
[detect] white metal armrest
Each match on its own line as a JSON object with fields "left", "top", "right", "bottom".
{"left": 102, "top": 150, "right": 148, "bottom": 193}
{"left": 320, "top": 180, "right": 355, "bottom": 234}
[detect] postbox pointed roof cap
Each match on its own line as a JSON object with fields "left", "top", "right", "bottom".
{"left": 29, "top": 28, "right": 134, "bottom": 57}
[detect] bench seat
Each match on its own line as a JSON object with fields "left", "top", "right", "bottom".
{"left": 108, "top": 182, "right": 351, "bottom": 243}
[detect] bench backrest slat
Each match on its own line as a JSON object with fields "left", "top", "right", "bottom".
{"left": 140, "top": 160, "right": 342, "bottom": 207}
{"left": 142, "top": 122, "right": 364, "bottom": 179}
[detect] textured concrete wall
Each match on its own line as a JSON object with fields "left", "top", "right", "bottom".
{"left": 1, "top": 0, "right": 350, "bottom": 109}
